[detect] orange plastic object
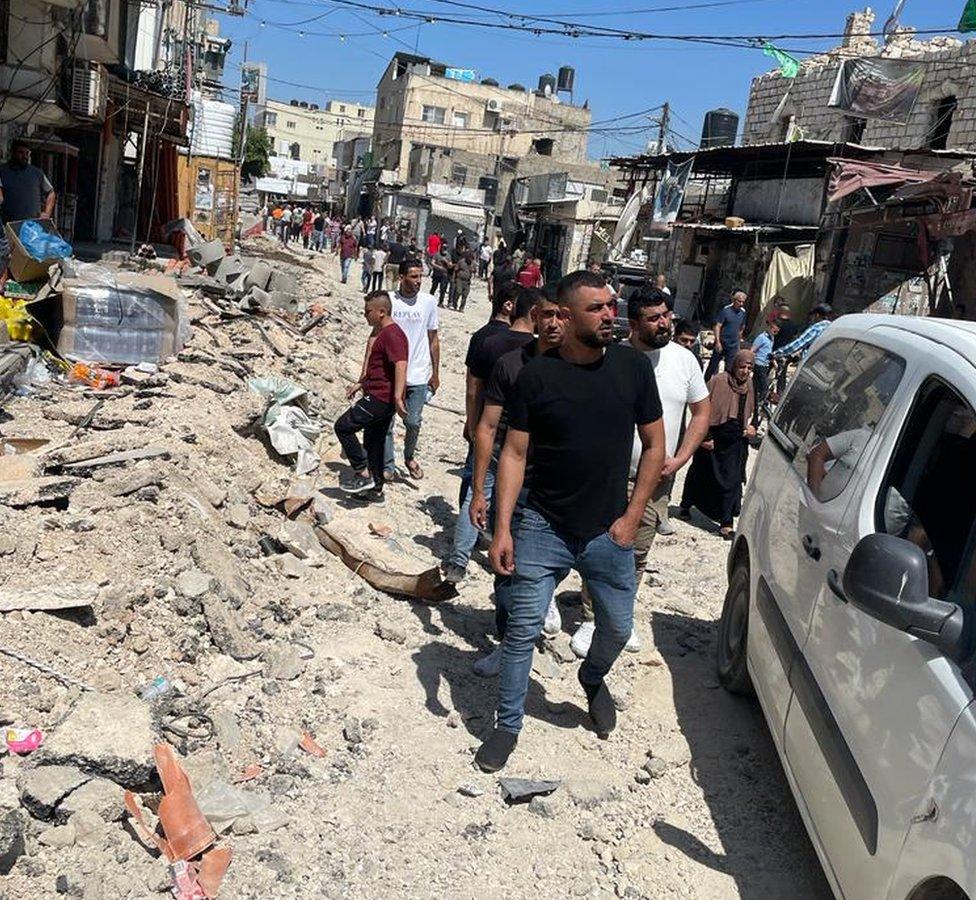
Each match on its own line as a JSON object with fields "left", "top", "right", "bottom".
{"left": 124, "top": 790, "right": 173, "bottom": 859}
{"left": 197, "top": 847, "right": 233, "bottom": 899}
{"left": 68, "top": 362, "right": 120, "bottom": 390}
{"left": 154, "top": 744, "right": 216, "bottom": 862}
{"left": 299, "top": 731, "right": 326, "bottom": 758}
{"left": 233, "top": 764, "right": 263, "bottom": 783}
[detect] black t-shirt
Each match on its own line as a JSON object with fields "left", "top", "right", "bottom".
{"left": 464, "top": 319, "right": 510, "bottom": 372}
{"left": 772, "top": 319, "right": 799, "bottom": 350}
{"left": 473, "top": 329, "right": 534, "bottom": 380}
{"left": 387, "top": 242, "right": 407, "bottom": 265}
{"left": 484, "top": 339, "right": 536, "bottom": 464}
{"left": 507, "top": 345, "right": 663, "bottom": 541}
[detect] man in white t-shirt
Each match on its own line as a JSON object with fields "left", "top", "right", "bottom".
{"left": 573, "top": 287, "right": 711, "bottom": 657}
{"left": 383, "top": 259, "right": 440, "bottom": 480}
{"left": 806, "top": 426, "right": 871, "bottom": 502}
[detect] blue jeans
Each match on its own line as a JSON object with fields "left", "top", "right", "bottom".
{"left": 384, "top": 383, "right": 427, "bottom": 470}
{"left": 340, "top": 256, "right": 354, "bottom": 283}
{"left": 497, "top": 506, "right": 636, "bottom": 733}
{"left": 448, "top": 458, "right": 495, "bottom": 568}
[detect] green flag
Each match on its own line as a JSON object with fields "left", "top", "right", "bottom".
{"left": 762, "top": 41, "right": 800, "bottom": 78}
{"left": 960, "top": 0, "right": 976, "bottom": 32}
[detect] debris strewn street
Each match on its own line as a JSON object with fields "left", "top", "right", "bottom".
{"left": 1, "top": 238, "right": 829, "bottom": 898}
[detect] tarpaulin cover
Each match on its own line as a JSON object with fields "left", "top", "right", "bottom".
{"left": 828, "top": 57, "right": 925, "bottom": 123}
{"left": 247, "top": 376, "right": 321, "bottom": 475}
{"left": 826, "top": 158, "right": 942, "bottom": 203}
{"left": 755, "top": 245, "right": 815, "bottom": 331}
{"left": 609, "top": 185, "right": 651, "bottom": 261}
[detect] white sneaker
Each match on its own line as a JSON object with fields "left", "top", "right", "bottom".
{"left": 625, "top": 629, "right": 641, "bottom": 653}
{"left": 543, "top": 598, "right": 562, "bottom": 637}
{"left": 473, "top": 647, "right": 502, "bottom": 678}
{"left": 570, "top": 621, "right": 595, "bottom": 658}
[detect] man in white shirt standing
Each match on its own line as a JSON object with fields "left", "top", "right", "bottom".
{"left": 572, "top": 287, "right": 711, "bottom": 657}
{"left": 384, "top": 259, "right": 440, "bottom": 480}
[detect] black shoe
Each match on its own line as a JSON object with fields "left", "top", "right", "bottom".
{"left": 348, "top": 487, "right": 385, "bottom": 506}
{"left": 475, "top": 729, "right": 518, "bottom": 772}
{"left": 578, "top": 669, "right": 616, "bottom": 737}
{"left": 340, "top": 472, "right": 375, "bottom": 494}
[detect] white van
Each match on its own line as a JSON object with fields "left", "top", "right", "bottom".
{"left": 718, "top": 314, "right": 976, "bottom": 900}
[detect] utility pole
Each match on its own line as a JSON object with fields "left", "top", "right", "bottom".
{"left": 657, "top": 102, "right": 670, "bottom": 155}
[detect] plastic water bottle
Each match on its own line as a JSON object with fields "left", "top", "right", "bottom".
{"left": 140, "top": 676, "right": 173, "bottom": 702}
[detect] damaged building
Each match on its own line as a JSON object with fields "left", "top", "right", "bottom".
{"left": 0, "top": 0, "right": 233, "bottom": 247}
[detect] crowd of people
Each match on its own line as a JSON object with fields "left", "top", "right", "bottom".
{"left": 324, "top": 221, "right": 838, "bottom": 771}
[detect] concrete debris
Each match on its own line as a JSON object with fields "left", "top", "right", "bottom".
{"left": 203, "top": 594, "right": 260, "bottom": 661}
{"left": 38, "top": 693, "right": 156, "bottom": 786}
{"left": 0, "top": 581, "right": 99, "bottom": 613}
{"left": 0, "top": 810, "right": 25, "bottom": 875}
{"left": 17, "top": 765, "right": 90, "bottom": 820}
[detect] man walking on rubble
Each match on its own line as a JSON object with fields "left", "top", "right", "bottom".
{"left": 570, "top": 287, "right": 711, "bottom": 658}
{"left": 475, "top": 270, "right": 665, "bottom": 772}
{"left": 335, "top": 291, "right": 408, "bottom": 505}
{"left": 467, "top": 289, "right": 565, "bottom": 678}
{"left": 383, "top": 259, "right": 440, "bottom": 481}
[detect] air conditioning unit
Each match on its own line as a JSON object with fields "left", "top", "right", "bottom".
{"left": 67, "top": 60, "right": 107, "bottom": 120}
{"left": 485, "top": 98, "right": 501, "bottom": 113}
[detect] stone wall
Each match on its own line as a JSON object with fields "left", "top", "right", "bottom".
{"left": 742, "top": 8, "right": 976, "bottom": 150}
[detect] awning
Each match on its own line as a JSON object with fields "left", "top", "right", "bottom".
{"left": 429, "top": 196, "right": 485, "bottom": 229}
{"left": 827, "top": 158, "right": 943, "bottom": 202}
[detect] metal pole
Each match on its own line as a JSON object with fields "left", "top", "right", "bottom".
{"left": 131, "top": 101, "right": 151, "bottom": 254}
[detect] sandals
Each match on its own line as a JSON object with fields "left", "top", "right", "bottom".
{"left": 405, "top": 459, "right": 424, "bottom": 480}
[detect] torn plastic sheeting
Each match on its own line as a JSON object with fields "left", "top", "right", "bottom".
{"left": 247, "top": 376, "right": 321, "bottom": 475}
{"left": 194, "top": 779, "right": 274, "bottom": 834}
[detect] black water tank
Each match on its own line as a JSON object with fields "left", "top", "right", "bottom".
{"left": 481, "top": 77, "right": 499, "bottom": 86}
{"left": 478, "top": 175, "right": 499, "bottom": 208}
{"left": 557, "top": 66, "right": 575, "bottom": 92}
{"left": 508, "top": 83, "right": 526, "bottom": 92}
{"left": 700, "top": 108, "right": 739, "bottom": 148}
{"left": 538, "top": 73, "right": 556, "bottom": 95}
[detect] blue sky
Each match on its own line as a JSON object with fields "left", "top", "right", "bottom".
{"left": 218, "top": 0, "right": 970, "bottom": 158}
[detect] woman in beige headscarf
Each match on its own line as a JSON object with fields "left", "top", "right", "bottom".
{"left": 679, "top": 349, "right": 756, "bottom": 539}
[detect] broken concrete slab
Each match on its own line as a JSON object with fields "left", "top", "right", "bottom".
{"left": 61, "top": 446, "right": 170, "bottom": 471}
{"left": 38, "top": 693, "right": 156, "bottom": 786}
{"left": 56, "top": 776, "right": 126, "bottom": 823}
{"left": 176, "top": 569, "right": 215, "bottom": 600}
{"left": 244, "top": 260, "right": 272, "bottom": 292}
{"left": 203, "top": 594, "right": 260, "bottom": 661}
{"left": 0, "top": 581, "right": 99, "bottom": 613}
{"left": 0, "top": 476, "right": 79, "bottom": 509}
{"left": 17, "top": 765, "right": 90, "bottom": 820}
{"left": 276, "top": 520, "right": 323, "bottom": 561}
{"left": 267, "top": 271, "right": 299, "bottom": 295}
{"left": 264, "top": 644, "right": 307, "bottom": 681}
{"left": 213, "top": 255, "right": 246, "bottom": 284}
{"left": 0, "top": 810, "right": 25, "bottom": 874}
{"left": 277, "top": 554, "right": 311, "bottom": 579}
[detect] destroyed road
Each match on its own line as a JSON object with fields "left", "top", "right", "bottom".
{"left": 0, "top": 238, "right": 830, "bottom": 898}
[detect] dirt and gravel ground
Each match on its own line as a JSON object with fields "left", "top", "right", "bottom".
{"left": 0, "top": 239, "right": 831, "bottom": 899}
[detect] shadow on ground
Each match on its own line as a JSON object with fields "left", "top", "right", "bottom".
{"left": 409, "top": 599, "right": 585, "bottom": 739}
{"left": 650, "top": 610, "right": 832, "bottom": 900}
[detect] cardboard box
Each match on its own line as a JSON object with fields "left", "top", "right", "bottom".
{"left": 4, "top": 219, "right": 64, "bottom": 282}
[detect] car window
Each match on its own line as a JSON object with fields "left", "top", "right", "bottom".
{"left": 877, "top": 379, "right": 976, "bottom": 603}
{"left": 771, "top": 338, "right": 905, "bottom": 502}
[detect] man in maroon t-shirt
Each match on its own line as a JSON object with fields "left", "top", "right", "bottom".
{"left": 335, "top": 291, "right": 408, "bottom": 503}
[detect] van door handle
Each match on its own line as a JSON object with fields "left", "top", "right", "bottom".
{"left": 827, "top": 569, "right": 848, "bottom": 603}
{"left": 802, "top": 534, "right": 822, "bottom": 561}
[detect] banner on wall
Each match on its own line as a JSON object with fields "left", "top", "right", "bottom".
{"left": 827, "top": 57, "right": 925, "bottom": 123}
{"left": 650, "top": 158, "right": 694, "bottom": 230}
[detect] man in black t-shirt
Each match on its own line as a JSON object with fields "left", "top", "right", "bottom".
{"left": 475, "top": 271, "right": 665, "bottom": 773}
{"left": 444, "top": 288, "right": 539, "bottom": 585}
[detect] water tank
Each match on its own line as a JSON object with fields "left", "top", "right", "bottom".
{"left": 700, "top": 108, "right": 739, "bottom": 148}
{"left": 538, "top": 73, "right": 557, "bottom": 96}
{"left": 481, "top": 77, "right": 499, "bottom": 86}
{"left": 507, "top": 83, "right": 526, "bottom": 92}
{"left": 557, "top": 66, "right": 575, "bottom": 92}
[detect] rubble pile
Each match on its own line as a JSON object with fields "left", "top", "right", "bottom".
{"left": 0, "top": 238, "right": 452, "bottom": 897}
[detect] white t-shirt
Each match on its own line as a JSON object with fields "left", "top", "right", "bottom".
{"left": 389, "top": 290, "right": 439, "bottom": 385}
{"left": 819, "top": 427, "right": 871, "bottom": 500}
{"left": 629, "top": 341, "right": 709, "bottom": 475}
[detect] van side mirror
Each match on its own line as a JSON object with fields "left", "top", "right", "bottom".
{"left": 843, "top": 533, "right": 965, "bottom": 660}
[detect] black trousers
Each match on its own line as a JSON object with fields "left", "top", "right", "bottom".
{"left": 334, "top": 395, "right": 395, "bottom": 488}
{"left": 370, "top": 271, "right": 384, "bottom": 291}
{"left": 431, "top": 271, "right": 449, "bottom": 304}
{"left": 752, "top": 365, "right": 769, "bottom": 425}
